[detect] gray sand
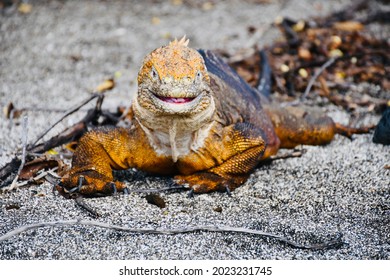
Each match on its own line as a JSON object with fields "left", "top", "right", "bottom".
{"left": 0, "top": 0, "right": 389, "bottom": 259}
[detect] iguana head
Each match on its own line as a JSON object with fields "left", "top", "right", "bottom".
{"left": 135, "top": 37, "right": 214, "bottom": 117}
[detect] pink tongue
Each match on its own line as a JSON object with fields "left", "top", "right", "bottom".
{"left": 158, "top": 96, "right": 194, "bottom": 104}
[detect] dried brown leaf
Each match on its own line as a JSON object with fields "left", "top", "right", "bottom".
{"left": 3, "top": 102, "right": 24, "bottom": 119}
{"left": 145, "top": 194, "right": 166, "bottom": 208}
{"left": 19, "top": 157, "right": 65, "bottom": 181}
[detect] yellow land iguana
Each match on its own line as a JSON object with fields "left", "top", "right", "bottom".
{"left": 59, "top": 37, "right": 370, "bottom": 196}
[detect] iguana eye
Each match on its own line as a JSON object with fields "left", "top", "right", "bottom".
{"left": 151, "top": 67, "right": 159, "bottom": 81}
{"left": 195, "top": 70, "right": 202, "bottom": 81}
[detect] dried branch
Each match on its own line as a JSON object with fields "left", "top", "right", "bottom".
{"left": 0, "top": 219, "right": 343, "bottom": 250}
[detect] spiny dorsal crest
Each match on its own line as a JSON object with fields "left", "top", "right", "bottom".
{"left": 169, "top": 36, "right": 190, "bottom": 47}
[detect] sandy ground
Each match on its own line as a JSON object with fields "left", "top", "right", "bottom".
{"left": 0, "top": 0, "right": 389, "bottom": 260}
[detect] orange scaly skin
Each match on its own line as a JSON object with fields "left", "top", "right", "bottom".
{"left": 59, "top": 37, "right": 371, "bottom": 196}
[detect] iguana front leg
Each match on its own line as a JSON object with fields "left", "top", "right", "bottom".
{"left": 59, "top": 127, "right": 134, "bottom": 196}
{"left": 175, "top": 123, "right": 267, "bottom": 194}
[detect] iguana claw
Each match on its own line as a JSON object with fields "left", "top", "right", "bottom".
{"left": 109, "top": 182, "right": 117, "bottom": 195}
{"left": 187, "top": 188, "right": 195, "bottom": 198}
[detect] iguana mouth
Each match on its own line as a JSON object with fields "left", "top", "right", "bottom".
{"left": 156, "top": 95, "right": 195, "bottom": 104}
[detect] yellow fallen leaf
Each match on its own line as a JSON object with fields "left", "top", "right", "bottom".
{"left": 114, "top": 71, "right": 122, "bottom": 79}
{"left": 202, "top": 2, "right": 214, "bottom": 10}
{"left": 329, "top": 49, "right": 343, "bottom": 58}
{"left": 171, "top": 0, "right": 183, "bottom": 5}
{"left": 298, "top": 47, "right": 311, "bottom": 60}
{"left": 335, "top": 71, "right": 346, "bottom": 80}
{"left": 18, "top": 3, "right": 32, "bottom": 14}
{"left": 274, "top": 16, "right": 283, "bottom": 25}
{"left": 329, "top": 35, "right": 342, "bottom": 49}
{"left": 293, "top": 20, "right": 305, "bottom": 32}
{"left": 298, "top": 68, "right": 308, "bottom": 78}
{"left": 280, "top": 64, "right": 290, "bottom": 73}
{"left": 46, "top": 149, "right": 58, "bottom": 155}
{"left": 152, "top": 16, "right": 161, "bottom": 25}
{"left": 333, "top": 21, "right": 364, "bottom": 32}
{"left": 162, "top": 32, "right": 172, "bottom": 39}
{"left": 95, "top": 79, "right": 115, "bottom": 93}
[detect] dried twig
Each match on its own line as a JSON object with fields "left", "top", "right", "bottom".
{"left": 31, "top": 94, "right": 99, "bottom": 147}
{"left": 8, "top": 116, "right": 28, "bottom": 191}
{"left": 267, "top": 148, "right": 305, "bottom": 162}
{"left": 16, "top": 169, "right": 55, "bottom": 188}
{"left": 126, "top": 185, "right": 188, "bottom": 194}
{"left": 320, "top": 0, "right": 368, "bottom": 25}
{"left": 256, "top": 50, "right": 272, "bottom": 98}
{"left": 0, "top": 219, "right": 343, "bottom": 250}
{"left": 279, "top": 18, "right": 300, "bottom": 47}
{"left": 0, "top": 157, "right": 21, "bottom": 188}
{"left": 301, "top": 56, "right": 337, "bottom": 101}
{"left": 27, "top": 93, "right": 108, "bottom": 154}
{"left": 28, "top": 118, "right": 88, "bottom": 154}
{"left": 1, "top": 92, "right": 108, "bottom": 187}
{"left": 75, "top": 197, "right": 100, "bottom": 218}
{"left": 2, "top": 167, "right": 59, "bottom": 192}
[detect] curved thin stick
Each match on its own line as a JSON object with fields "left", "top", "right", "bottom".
{"left": 301, "top": 56, "right": 337, "bottom": 100}
{"left": 0, "top": 219, "right": 342, "bottom": 250}
{"left": 31, "top": 94, "right": 99, "bottom": 146}
{"left": 9, "top": 116, "right": 28, "bottom": 191}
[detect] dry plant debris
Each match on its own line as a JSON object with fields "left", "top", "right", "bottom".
{"left": 226, "top": 4, "right": 389, "bottom": 113}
